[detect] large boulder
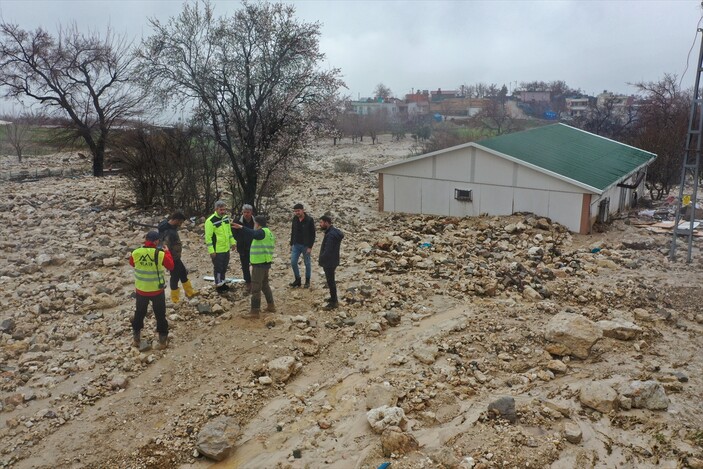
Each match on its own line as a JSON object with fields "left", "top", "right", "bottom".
{"left": 579, "top": 381, "right": 618, "bottom": 413}
{"left": 487, "top": 396, "right": 517, "bottom": 423}
{"left": 597, "top": 319, "right": 642, "bottom": 340}
{"left": 267, "top": 356, "right": 301, "bottom": 383}
{"left": 412, "top": 343, "right": 439, "bottom": 365}
{"left": 196, "top": 416, "right": 241, "bottom": 461}
{"left": 367, "top": 405, "right": 407, "bottom": 434}
{"left": 619, "top": 380, "right": 669, "bottom": 410}
{"left": 380, "top": 426, "right": 419, "bottom": 457}
{"left": 545, "top": 311, "right": 602, "bottom": 359}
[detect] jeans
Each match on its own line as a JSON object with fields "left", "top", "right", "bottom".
{"left": 132, "top": 292, "right": 168, "bottom": 335}
{"left": 290, "top": 243, "right": 311, "bottom": 281}
{"left": 323, "top": 266, "right": 337, "bottom": 302}
{"left": 170, "top": 258, "right": 189, "bottom": 290}
{"left": 251, "top": 264, "right": 274, "bottom": 310}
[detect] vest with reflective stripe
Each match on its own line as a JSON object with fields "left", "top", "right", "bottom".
{"left": 250, "top": 228, "right": 275, "bottom": 264}
{"left": 132, "top": 247, "right": 166, "bottom": 292}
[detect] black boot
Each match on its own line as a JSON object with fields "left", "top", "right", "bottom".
{"left": 289, "top": 277, "right": 302, "bottom": 287}
{"left": 156, "top": 333, "right": 169, "bottom": 350}
{"left": 304, "top": 279, "right": 310, "bottom": 288}
{"left": 132, "top": 329, "right": 141, "bottom": 348}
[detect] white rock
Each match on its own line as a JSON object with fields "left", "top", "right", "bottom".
{"left": 366, "top": 405, "right": 406, "bottom": 434}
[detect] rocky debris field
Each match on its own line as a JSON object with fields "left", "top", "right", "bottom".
{"left": 1, "top": 138, "right": 703, "bottom": 469}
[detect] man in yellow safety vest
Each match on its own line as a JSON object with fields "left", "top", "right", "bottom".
{"left": 130, "top": 231, "right": 175, "bottom": 349}
{"left": 204, "top": 200, "right": 236, "bottom": 293}
{"left": 232, "top": 215, "right": 276, "bottom": 318}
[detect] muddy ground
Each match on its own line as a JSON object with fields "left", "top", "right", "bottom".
{"left": 1, "top": 137, "right": 702, "bottom": 469}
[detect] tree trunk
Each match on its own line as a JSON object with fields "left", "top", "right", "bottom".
{"left": 243, "top": 172, "right": 258, "bottom": 213}
{"left": 93, "top": 145, "right": 105, "bottom": 177}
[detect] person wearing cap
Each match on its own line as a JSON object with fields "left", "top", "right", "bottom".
{"left": 318, "top": 215, "right": 344, "bottom": 310}
{"left": 129, "top": 231, "right": 175, "bottom": 349}
{"left": 289, "top": 203, "right": 315, "bottom": 288}
{"left": 158, "top": 212, "right": 198, "bottom": 303}
{"left": 232, "top": 215, "right": 276, "bottom": 318}
{"left": 204, "top": 200, "right": 236, "bottom": 293}
{"left": 233, "top": 204, "right": 256, "bottom": 293}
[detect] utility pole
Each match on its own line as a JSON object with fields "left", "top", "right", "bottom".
{"left": 670, "top": 24, "right": 703, "bottom": 262}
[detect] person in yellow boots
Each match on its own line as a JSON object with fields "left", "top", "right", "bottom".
{"left": 130, "top": 231, "right": 175, "bottom": 349}
{"left": 158, "top": 212, "right": 198, "bottom": 303}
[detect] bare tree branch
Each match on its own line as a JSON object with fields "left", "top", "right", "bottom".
{"left": 0, "top": 22, "right": 146, "bottom": 176}
{"left": 137, "top": 0, "right": 344, "bottom": 210}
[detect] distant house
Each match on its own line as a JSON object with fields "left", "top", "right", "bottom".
{"left": 405, "top": 91, "right": 430, "bottom": 116}
{"left": 428, "top": 97, "right": 492, "bottom": 117}
{"left": 430, "top": 88, "right": 460, "bottom": 102}
{"left": 518, "top": 90, "right": 551, "bottom": 104}
{"left": 350, "top": 98, "right": 399, "bottom": 116}
{"left": 565, "top": 97, "right": 591, "bottom": 117}
{"left": 370, "top": 124, "right": 656, "bottom": 234}
{"left": 597, "top": 90, "right": 634, "bottom": 117}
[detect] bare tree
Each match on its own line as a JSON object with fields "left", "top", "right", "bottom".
{"left": 6, "top": 114, "right": 32, "bottom": 162}
{"left": 138, "top": 1, "right": 343, "bottom": 211}
{"left": 462, "top": 82, "right": 498, "bottom": 99}
{"left": 630, "top": 74, "right": 689, "bottom": 200}
{"left": 340, "top": 112, "right": 363, "bottom": 143}
{"left": 573, "top": 96, "right": 636, "bottom": 140}
{"left": 363, "top": 110, "right": 388, "bottom": 144}
{"left": 472, "top": 99, "right": 516, "bottom": 135}
{"left": 374, "top": 83, "right": 393, "bottom": 100}
{"left": 0, "top": 23, "right": 145, "bottom": 176}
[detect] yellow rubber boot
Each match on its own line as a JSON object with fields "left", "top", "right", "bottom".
{"left": 182, "top": 280, "right": 198, "bottom": 298}
{"left": 170, "top": 288, "right": 180, "bottom": 303}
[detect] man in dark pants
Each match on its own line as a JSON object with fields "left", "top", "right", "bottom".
{"left": 318, "top": 215, "right": 344, "bottom": 310}
{"left": 232, "top": 215, "right": 276, "bottom": 318}
{"left": 158, "top": 212, "right": 198, "bottom": 303}
{"left": 205, "top": 200, "right": 235, "bottom": 293}
{"left": 233, "top": 204, "right": 255, "bottom": 293}
{"left": 289, "top": 203, "right": 315, "bottom": 288}
{"left": 130, "top": 231, "right": 175, "bottom": 349}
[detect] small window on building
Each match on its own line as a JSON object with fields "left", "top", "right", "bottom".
{"left": 454, "top": 189, "right": 473, "bottom": 201}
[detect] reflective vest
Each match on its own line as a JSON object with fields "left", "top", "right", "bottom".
{"left": 250, "top": 228, "right": 275, "bottom": 264}
{"left": 205, "top": 212, "right": 235, "bottom": 254}
{"left": 132, "top": 246, "right": 166, "bottom": 292}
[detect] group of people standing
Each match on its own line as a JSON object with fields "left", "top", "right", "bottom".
{"left": 129, "top": 200, "right": 344, "bottom": 348}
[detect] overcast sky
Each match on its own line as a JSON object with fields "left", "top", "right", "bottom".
{"left": 0, "top": 0, "right": 700, "bottom": 102}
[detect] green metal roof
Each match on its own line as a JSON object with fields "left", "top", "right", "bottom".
{"left": 476, "top": 124, "right": 656, "bottom": 192}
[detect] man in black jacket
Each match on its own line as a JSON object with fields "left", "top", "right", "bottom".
{"left": 318, "top": 215, "right": 344, "bottom": 310}
{"left": 233, "top": 204, "right": 255, "bottom": 293}
{"left": 289, "top": 203, "right": 315, "bottom": 288}
{"left": 158, "top": 212, "right": 198, "bottom": 303}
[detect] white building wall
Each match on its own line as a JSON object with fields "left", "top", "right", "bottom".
{"left": 377, "top": 144, "right": 650, "bottom": 233}
{"left": 381, "top": 173, "right": 585, "bottom": 232}
{"left": 385, "top": 157, "right": 434, "bottom": 178}
{"left": 392, "top": 175, "right": 422, "bottom": 213}
{"left": 547, "top": 192, "right": 583, "bottom": 230}
{"left": 435, "top": 150, "right": 471, "bottom": 181}
{"left": 474, "top": 151, "right": 514, "bottom": 186}
{"left": 421, "top": 179, "right": 450, "bottom": 214}
{"left": 513, "top": 187, "right": 550, "bottom": 215}
{"left": 478, "top": 185, "right": 514, "bottom": 215}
